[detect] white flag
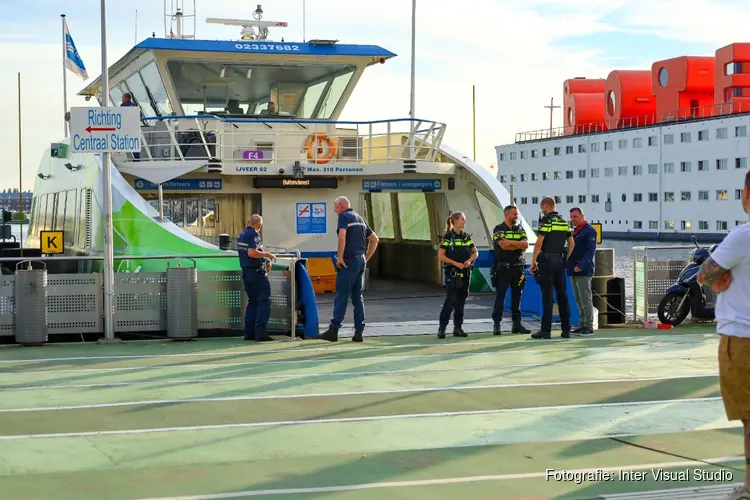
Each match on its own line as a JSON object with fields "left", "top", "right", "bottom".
{"left": 63, "top": 18, "right": 88, "bottom": 80}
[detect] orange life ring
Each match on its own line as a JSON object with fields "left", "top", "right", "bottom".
{"left": 304, "top": 133, "right": 337, "bottom": 164}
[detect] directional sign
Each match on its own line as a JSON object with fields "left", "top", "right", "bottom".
{"left": 40, "top": 231, "right": 64, "bottom": 254}
{"left": 362, "top": 179, "right": 442, "bottom": 191}
{"left": 69, "top": 107, "right": 141, "bottom": 153}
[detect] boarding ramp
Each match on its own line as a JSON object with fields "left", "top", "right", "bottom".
{"left": 0, "top": 253, "right": 316, "bottom": 343}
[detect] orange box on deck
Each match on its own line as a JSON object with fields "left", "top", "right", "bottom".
{"left": 651, "top": 56, "right": 714, "bottom": 120}
{"left": 715, "top": 43, "right": 750, "bottom": 114}
{"left": 563, "top": 78, "right": 605, "bottom": 135}
{"left": 603, "top": 70, "right": 657, "bottom": 129}
{"left": 307, "top": 257, "right": 337, "bottom": 294}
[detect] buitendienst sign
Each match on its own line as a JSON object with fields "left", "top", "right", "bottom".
{"left": 69, "top": 107, "right": 141, "bottom": 153}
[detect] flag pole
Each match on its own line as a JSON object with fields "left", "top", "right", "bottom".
{"left": 61, "top": 14, "right": 68, "bottom": 138}
{"left": 17, "top": 72, "right": 23, "bottom": 255}
{"left": 472, "top": 84, "right": 476, "bottom": 162}
{"left": 408, "top": 0, "right": 416, "bottom": 160}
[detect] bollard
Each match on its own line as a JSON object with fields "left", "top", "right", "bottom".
{"left": 166, "top": 258, "right": 198, "bottom": 340}
{"left": 592, "top": 248, "right": 615, "bottom": 327}
{"left": 14, "top": 260, "right": 48, "bottom": 346}
{"left": 219, "top": 234, "right": 231, "bottom": 251}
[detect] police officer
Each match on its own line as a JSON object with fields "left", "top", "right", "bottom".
{"left": 321, "top": 196, "right": 379, "bottom": 343}
{"left": 438, "top": 212, "right": 478, "bottom": 339}
{"left": 491, "top": 205, "right": 531, "bottom": 335}
{"left": 530, "top": 197, "right": 575, "bottom": 339}
{"left": 237, "top": 214, "right": 276, "bottom": 342}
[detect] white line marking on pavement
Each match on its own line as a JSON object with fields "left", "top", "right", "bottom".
{"left": 0, "top": 332, "right": 715, "bottom": 364}
{"left": 0, "top": 396, "right": 725, "bottom": 440}
{"left": 134, "top": 456, "right": 744, "bottom": 499}
{"left": 0, "top": 374, "right": 718, "bottom": 412}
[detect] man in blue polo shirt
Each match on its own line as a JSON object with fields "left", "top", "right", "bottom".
{"left": 321, "top": 196, "right": 379, "bottom": 343}
{"left": 237, "top": 214, "right": 277, "bottom": 342}
{"left": 568, "top": 207, "right": 597, "bottom": 337}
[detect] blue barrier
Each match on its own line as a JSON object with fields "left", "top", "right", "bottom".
{"left": 498, "top": 267, "right": 581, "bottom": 325}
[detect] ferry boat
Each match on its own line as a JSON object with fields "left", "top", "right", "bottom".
{"left": 26, "top": 3, "right": 533, "bottom": 294}
{"left": 495, "top": 43, "right": 750, "bottom": 242}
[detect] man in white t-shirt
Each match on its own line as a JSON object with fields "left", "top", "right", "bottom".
{"left": 697, "top": 170, "right": 750, "bottom": 500}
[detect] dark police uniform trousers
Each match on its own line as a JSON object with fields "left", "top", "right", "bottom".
{"left": 535, "top": 212, "right": 572, "bottom": 336}
{"left": 237, "top": 227, "right": 271, "bottom": 341}
{"left": 439, "top": 230, "right": 474, "bottom": 338}
{"left": 491, "top": 222, "right": 530, "bottom": 334}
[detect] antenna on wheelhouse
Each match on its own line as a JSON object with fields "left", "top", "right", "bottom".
{"left": 207, "top": 5, "right": 288, "bottom": 41}
{"left": 164, "top": 0, "right": 196, "bottom": 39}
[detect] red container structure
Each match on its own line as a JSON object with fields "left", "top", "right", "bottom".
{"left": 651, "top": 56, "right": 714, "bottom": 120}
{"left": 603, "top": 70, "right": 657, "bottom": 129}
{"left": 715, "top": 43, "right": 750, "bottom": 114}
{"left": 563, "top": 78, "right": 605, "bottom": 135}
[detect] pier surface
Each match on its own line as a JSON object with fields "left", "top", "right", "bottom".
{"left": 0, "top": 322, "right": 742, "bottom": 499}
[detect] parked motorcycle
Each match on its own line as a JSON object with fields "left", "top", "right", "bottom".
{"left": 657, "top": 236, "right": 717, "bottom": 326}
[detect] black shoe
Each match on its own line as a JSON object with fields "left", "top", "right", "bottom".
{"left": 437, "top": 326, "right": 446, "bottom": 339}
{"left": 512, "top": 322, "right": 531, "bottom": 334}
{"left": 561, "top": 331, "right": 571, "bottom": 339}
{"left": 255, "top": 336, "right": 274, "bottom": 342}
{"left": 573, "top": 328, "right": 594, "bottom": 337}
{"left": 493, "top": 322, "right": 502, "bottom": 336}
{"left": 453, "top": 328, "right": 468, "bottom": 338}
{"left": 571, "top": 326, "right": 583, "bottom": 334}
{"left": 352, "top": 329, "right": 364, "bottom": 342}
{"left": 530, "top": 330, "right": 551, "bottom": 339}
{"left": 320, "top": 327, "right": 339, "bottom": 342}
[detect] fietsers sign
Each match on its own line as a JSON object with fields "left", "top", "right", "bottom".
{"left": 69, "top": 107, "right": 142, "bottom": 153}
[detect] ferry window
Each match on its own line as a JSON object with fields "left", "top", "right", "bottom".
{"left": 618, "top": 166, "right": 627, "bottom": 176}
{"left": 698, "top": 130, "right": 708, "bottom": 141}
{"left": 139, "top": 61, "right": 173, "bottom": 116}
{"left": 566, "top": 196, "right": 574, "bottom": 204}
{"left": 520, "top": 174, "right": 527, "bottom": 182}
{"left": 649, "top": 221, "right": 658, "bottom": 230}
{"left": 531, "top": 150, "right": 538, "bottom": 158}
{"left": 648, "top": 164, "right": 657, "bottom": 174}
{"left": 565, "top": 146, "right": 573, "bottom": 154}
{"left": 532, "top": 220, "right": 538, "bottom": 229}
{"left": 716, "top": 127, "right": 728, "bottom": 140}
{"left": 633, "top": 165, "right": 643, "bottom": 175}
{"left": 500, "top": 175, "right": 506, "bottom": 183}
{"left": 633, "top": 193, "right": 643, "bottom": 202}
{"left": 591, "top": 195, "right": 599, "bottom": 203}
{"left": 736, "top": 126, "right": 747, "bottom": 137}
{"left": 510, "top": 175, "right": 517, "bottom": 182}
{"left": 578, "top": 169, "right": 586, "bottom": 178}
{"left": 499, "top": 153, "right": 506, "bottom": 161}
{"left": 590, "top": 142, "right": 599, "bottom": 152}
{"left": 520, "top": 197, "right": 528, "bottom": 204}
{"left": 648, "top": 136, "right": 657, "bottom": 146}
{"left": 681, "top": 191, "right": 691, "bottom": 201}
{"left": 664, "top": 220, "right": 675, "bottom": 230}
{"left": 125, "top": 73, "right": 158, "bottom": 118}
{"left": 664, "top": 192, "right": 674, "bottom": 202}
{"left": 680, "top": 162, "right": 691, "bottom": 172}
{"left": 578, "top": 144, "right": 585, "bottom": 153}
{"left": 172, "top": 199, "right": 185, "bottom": 227}
{"left": 370, "top": 193, "right": 394, "bottom": 238}
{"left": 717, "top": 190, "right": 728, "bottom": 201}
{"left": 633, "top": 221, "right": 642, "bottom": 230}
{"left": 317, "top": 70, "right": 355, "bottom": 119}
{"left": 201, "top": 198, "right": 216, "bottom": 228}
{"left": 578, "top": 195, "right": 586, "bottom": 203}
{"left": 395, "top": 193, "right": 430, "bottom": 241}
{"left": 604, "top": 141, "right": 612, "bottom": 151}
{"left": 510, "top": 152, "right": 517, "bottom": 160}
{"left": 64, "top": 190, "right": 77, "bottom": 245}
{"left": 474, "top": 190, "right": 504, "bottom": 240}
{"left": 553, "top": 147, "right": 561, "bottom": 156}
{"left": 554, "top": 196, "right": 561, "bottom": 204}
{"left": 717, "top": 221, "right": 728, "bottom": 231}
{"left": 737, "top": 189, "right": 743, "bottom": 200}
{"left": 717, "top": 159, "right": 728, "bottom": 170}
{"left": 531, "top": 173, "right": 538, "bottom": 181}
{"left": 682, "top": 221, "right": 691, "bottom": 231}
{"left": 185, "top": 198, "right": 199, "bottom": 226}
{"left": 300, "top": 81, "right": 327, "bottom": 119}
{"left": 604, "top": 168, "right": 613, "bottom": 177}
{"left": 554, "top": 171, "right": 562, "bottom": 180}
{"left": 590, "top": 168, "right": 599, "bottom": 178}
{"left": 698, "top": 190, "right": 709, "bottom": 200}
{"left": 542, "top": 172, "right": 550, "bottom": 180}
{"left": 664, "top": 134, "right": 674, "bottom": 145}
{"left": 520, "top": 151, "right": 527, "bottom": 159}
{"left": 680, "top": 132, "right": 691, "bottom": 143}
{"left": 632, "top": 137, "right": 642, "bottom": 148}
{"left": 109, "top": 85, "right": 124, "bottom": 106}
{"left": 736, "top": 157, "right": 747, "bottom": 169}
{"left": 699, "top": 221, "right": 709, "bottom": 230}
{"left": 649, "top": 192, "right": 658, "bottom": 202}
{"left": 55, "top": 192, "right": 66, "bottom": 230}
{"left": 542, "top": 149, "right": 549, "bottom": 157}
{"left": 565, "top": 170, "right": 573, "bottom": 179}
{"left": 618, "top": 139, "right": 627, "bottom": 149}
{"left": 532, "top": 196, "right": 539, "bottom": 204}
{"left": 663, "top": 162, "right": 675, "bottom": 174}
{"left": 698, "top": 160, "right": 708, "bottom": 171}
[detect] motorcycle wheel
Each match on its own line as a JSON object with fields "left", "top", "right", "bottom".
{"left": 657, "top": 292, "right": 690, "bottom": 326}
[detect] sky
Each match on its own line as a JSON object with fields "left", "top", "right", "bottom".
{"left": 1, "top": 0, "right": 748, "bottom": 191}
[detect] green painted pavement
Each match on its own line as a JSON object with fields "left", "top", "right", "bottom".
{"left": 0, "top": 429, "right": 743, "bottom": 500}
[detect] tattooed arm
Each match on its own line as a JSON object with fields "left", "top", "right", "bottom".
{"left": 697, "top": 256, "right": 730, "bottom": 286}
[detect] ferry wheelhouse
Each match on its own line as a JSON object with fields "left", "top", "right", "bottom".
{"left": 27, "top": 5, "right": 533, "bottom": 293}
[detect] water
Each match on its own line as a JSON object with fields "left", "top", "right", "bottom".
{"left": 9, "top": 224, "right": 27, "bottom": 244}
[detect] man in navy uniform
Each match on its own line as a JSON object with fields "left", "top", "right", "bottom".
{"left": 491, "top": 205, "right": 531, "bottom": 335}
{"left": 530, "top": 196, "right": 574, "bottom": 339}
{"left": 237, "top": 214, "right": 276, "bottom": 342}
{"left": 321, "top": 196, "right": 379, "bottom": 343}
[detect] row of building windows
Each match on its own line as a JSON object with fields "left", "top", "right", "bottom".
{"left": 500, "top": 125, "right": 749, "bottom": 161}
{"left": 516, "top": 188, "right": 742, "bottom": 207}
{"left": 528, "top": 218, "right": 746, "bottom": 231}
{"left": 499, "top": 157, "right": 748, "bottom": 183}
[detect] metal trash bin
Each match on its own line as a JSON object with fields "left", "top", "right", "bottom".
{"left": 14, "top": 261, "right": 48, "bottom": 346}
{"left": 166, "top": 258, "right": 198, "bottom": 340}
{"left": 219, "top": 233, "right": 231, "bottom": 251}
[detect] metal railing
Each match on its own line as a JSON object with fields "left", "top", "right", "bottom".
{"left": 516, "top": 101, "right": 750, "bottom": 143}
{"left": 631, "top": 244, "right": 714, "bottom": 323}
{"left": 117, "top": 116, "right": 446, "bottom": 167}
{"left": 0, "top": 253, "right": 305, "bottom": 341}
